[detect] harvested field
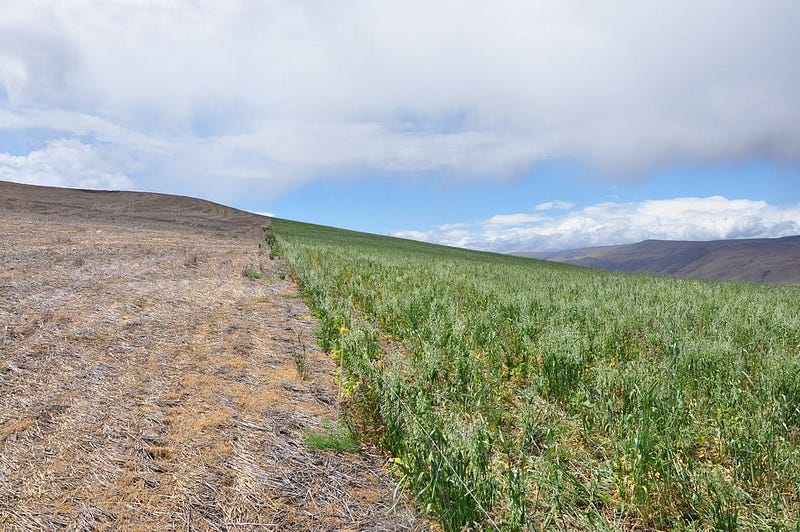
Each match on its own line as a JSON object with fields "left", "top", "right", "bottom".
{"left": 0, "top": 181, "right": 425, "bottom": 531}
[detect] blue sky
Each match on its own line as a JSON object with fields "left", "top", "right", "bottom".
{"left": 262, "top": 159, "right": 797, "bottom": 232}
{"left": 1, "top": 1, "right": 799, "bottom": 251}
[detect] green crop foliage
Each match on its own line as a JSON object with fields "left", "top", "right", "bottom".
{"left": 302, "top": 422, "right": 360, "bottom": 453}
{"left": 272, "top": 218, "right": 800, "bottom": 531}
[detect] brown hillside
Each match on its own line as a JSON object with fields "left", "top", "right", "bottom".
{"left": 0, "top": 180, "right": 269, "bottom": 237}
{"left": 521, "top": 236, "right": 800, "bottom": 285}
{"left": 0, "top": 181, "right": 425, "bottom": 530}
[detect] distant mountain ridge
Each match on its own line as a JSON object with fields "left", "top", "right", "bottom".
{"left": 517, "top": 236, "right": 800, "bottom": 285}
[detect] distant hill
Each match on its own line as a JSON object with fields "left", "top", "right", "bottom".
{"left": 518, "top": 236, "right": 800, "bottom": 285}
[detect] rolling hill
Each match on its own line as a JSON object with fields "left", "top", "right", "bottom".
{"left": 519, "top": 235, "right": 800, "bottom": 284}
{"left": 0, "top": 180, "right": 268, "bottom": 237}
{"left": 4, "top": 180, "right": 797, "bottom": 529}
{"left": 0, "top": 180, "right": 424, "bottom": 530}
{"left": 272, "top": 218, "right": 800, "bottom": 530}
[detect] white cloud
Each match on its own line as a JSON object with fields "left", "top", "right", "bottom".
{"left": 483, "top": 213, "right": 545, "bottom": 227}
{"left": 392, "top": 227, "right": 477, "bottom": 249}
{"left": 392, "top": 229, "right": 439, "bottom": 243}
{"left": 535, "top": 201, "right": 575, "bottom": 212}
{"left": 0, "top": 107, "right": 171, "bottom": 154}
{"left": 0, "top": 138, "right": 134, "bottom": 190}
{"left": 392, "top": 196, "right": 800, "bottom": 252}
{"left": 437, "top": 223, "right": 469, "bottom": 231}
{"left": 1, "top": 1, "right": 799, "bottom": 198}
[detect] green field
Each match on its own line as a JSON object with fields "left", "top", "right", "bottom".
{"left": 271, "top": 219, "right": 800, "bottom": 531}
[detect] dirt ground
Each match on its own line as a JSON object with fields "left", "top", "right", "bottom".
{"left": 0, "top": 181, "right": 425, "bottom": 531}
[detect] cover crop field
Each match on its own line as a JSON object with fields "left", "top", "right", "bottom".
{"left": 272, "top": 219, "right": 800, "bottom": 531}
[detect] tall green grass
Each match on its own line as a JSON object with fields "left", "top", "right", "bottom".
{"left": 271, "top": 219, "right": 800, "bottom": 530}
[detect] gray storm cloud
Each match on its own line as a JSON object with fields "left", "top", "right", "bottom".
{"left": 1, "top": 1, "right": 799, "bottom": 193}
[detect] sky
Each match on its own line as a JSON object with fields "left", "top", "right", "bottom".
{"left": 1, "top": 1, "right": 799, "bottom": 252}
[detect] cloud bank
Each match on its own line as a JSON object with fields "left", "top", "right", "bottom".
{"left": 1, "top": 1, "right": 799, "bottom": 196}
{"left": 0, "top": 138, "right": 134, "bottom": 190}
{"left": 392, "top": 197, "right": 800, "bottom": 252}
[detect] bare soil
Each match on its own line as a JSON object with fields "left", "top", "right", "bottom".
{"left": 0, "top": 181, "right": 425, "bottom": 531}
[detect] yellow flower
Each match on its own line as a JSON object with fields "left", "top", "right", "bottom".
{"left": 391, "top": 456, "right": 407, "bottom": 468}
{"left": 340, "top": 326, "right": 350, "bottom": 334}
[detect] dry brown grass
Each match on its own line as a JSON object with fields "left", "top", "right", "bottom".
{"left": 0, "top": 181, "right": 425, "bottom": 531}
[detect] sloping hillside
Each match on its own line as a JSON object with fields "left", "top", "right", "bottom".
{"left": 0, "top": 180, "right": 268, "bottom": 237}
{"left": 521, "top": 236, "right": 800, "bottom": 284}
{"left": 0, "top": 181, "right": 424, "bottom": 530}
{"left": 272, "top": 219, "right": 800, "bottom": 530}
